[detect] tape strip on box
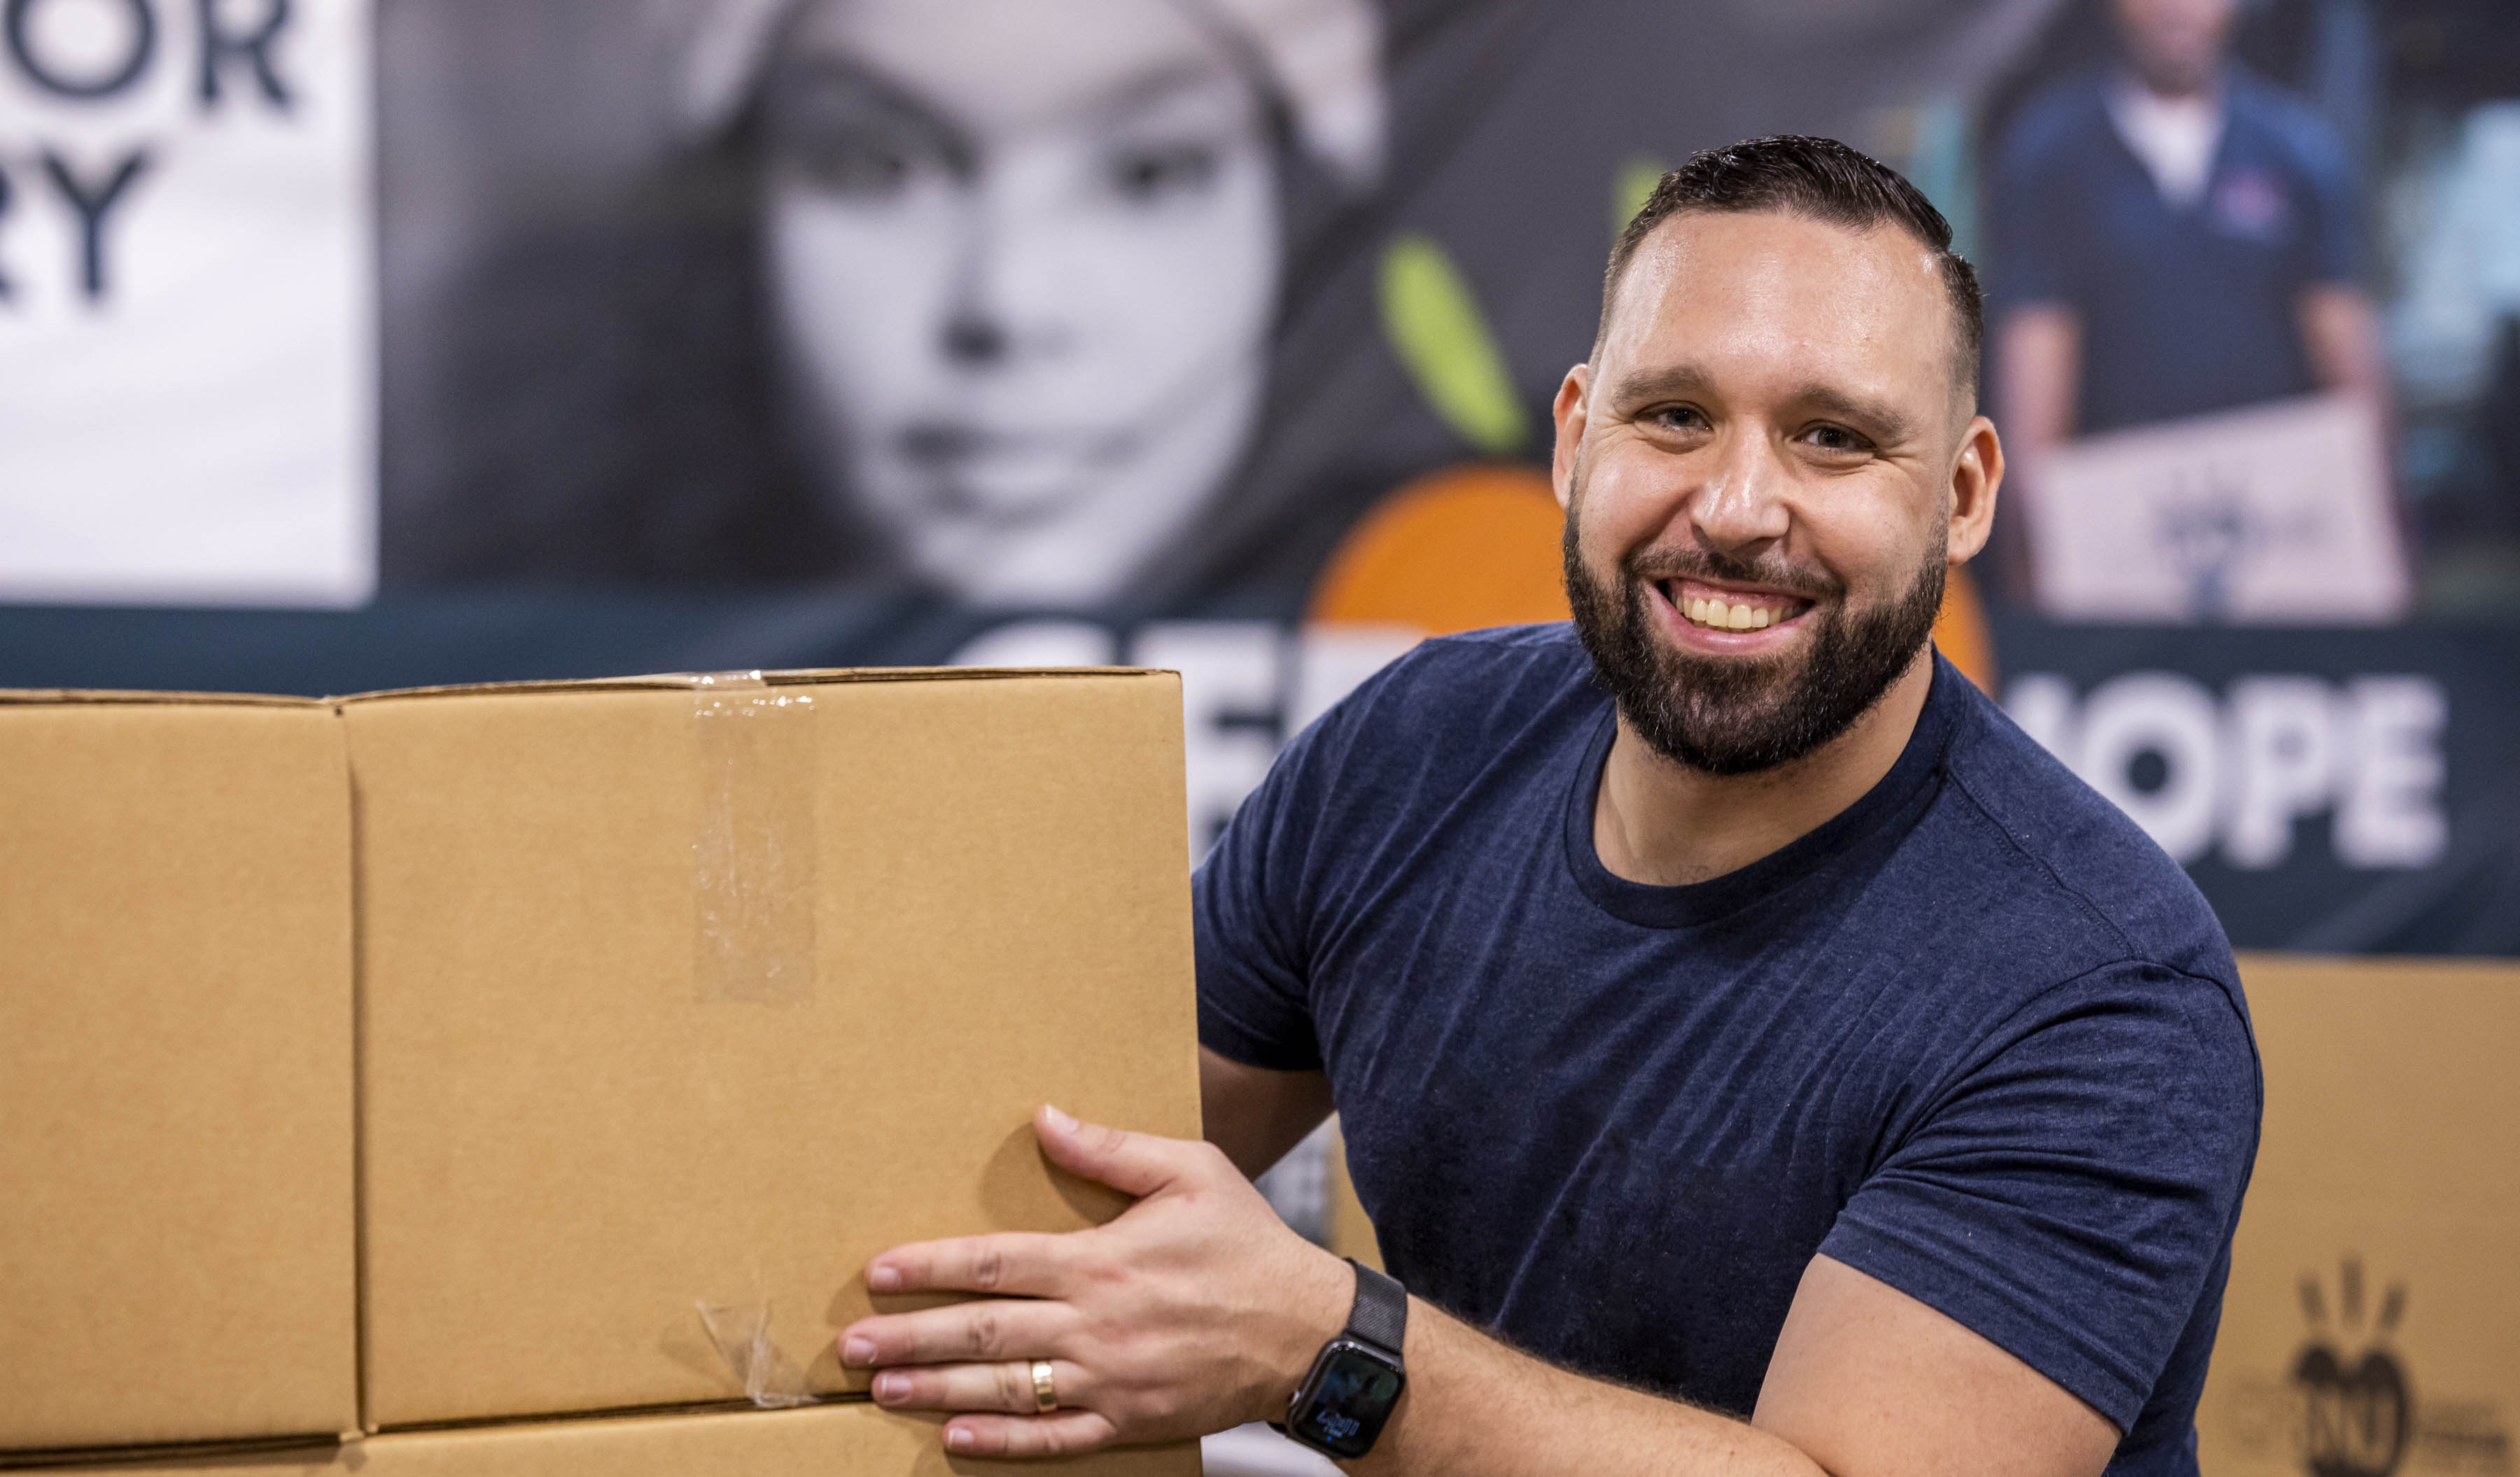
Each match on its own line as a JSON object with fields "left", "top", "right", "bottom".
{"left": 688, "top": 672, "right": 829, "bottom": 1407}
{"left": 690, "top": 672, "right": 817, "bottom": 1006}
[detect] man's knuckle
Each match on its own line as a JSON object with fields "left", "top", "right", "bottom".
{"left": 967, "top": 1310, "right": 1000, "bottom": 1358}
{"left": 971, "top": 1245, "right": 1003, "bottom": 1291}
{"left": 994, "top": 1362, "right": 1028, "bottom": 1411}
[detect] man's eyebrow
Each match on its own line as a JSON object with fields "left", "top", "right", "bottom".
{"left": 1606, "top": 368, "right": 1920, "bottom": 444}
{"left": 1603, "top": 365, "right": 1718, "bottom": 407}
{"left": 1790, "top": 384, "right": 1917, "bottom": 444}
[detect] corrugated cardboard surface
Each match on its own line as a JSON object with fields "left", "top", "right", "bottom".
{"left": 349, "top": 671, "right": 1203, "bottom": 1427}
{"left": 90, "top": 1405, "right": 1194, "bottom": 1476}
{"left": 2200, "top": 955, "right": 2520, "bottom": 1474}
{"left": 0, "top": 699, "right": 358, "bottom": 1451}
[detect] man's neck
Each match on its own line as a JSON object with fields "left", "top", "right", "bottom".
{"left": 2125, "top": 62, "right": 2222, "bottom": 106}
{"left": 1592, "top": 650, "right": 1936, "bottom": 888}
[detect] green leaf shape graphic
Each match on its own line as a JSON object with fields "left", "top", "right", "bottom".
{"left": 1611, "top": 154, "right": 1669, "bottom": 241}
{"left": 1378, "top": 232, "right": 1529, "bottom": 457}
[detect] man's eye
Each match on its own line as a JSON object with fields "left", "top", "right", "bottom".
{"left": 1650, "top": 406, "right": 1708, "bottom": 433}
{"left": 1110, "top": 142, "right": 1220, "bottom": 201}
{"left": 1802, "top": 424, "right": 1870, "bottom": 454}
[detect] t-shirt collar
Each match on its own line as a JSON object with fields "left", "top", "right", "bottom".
{"left": 1562, "top": 653, "right": 1966, "bottom": 930}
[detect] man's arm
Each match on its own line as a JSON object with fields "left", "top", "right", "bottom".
{"left": 1355, "top": 1252, "right": 2116, "bottom": 1477}
{"left": 1202, "top": 1044, "right": 1334, "bottom": 1180}
{"left": 2297, "top": 284, "right": 2390, "bottom": 407}
{"left": 1994, "top": 304, "right": 2079, "bottom": 473}
{"left": 1991, "top": 305, "right": 2079, "bottom": 601}
{"left": 842, "top": 1110, "right": 2120, "bottom": 1476}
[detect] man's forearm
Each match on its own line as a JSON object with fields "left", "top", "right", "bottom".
{"left": 1994, "top": 306, "right": 2079, "bottom": 468}
{"left": 2298, "top": 284, "right": 2389, "bottom": 406}
{"left": 1348, "top": 1296, "right": 1825, "bottom": 1477}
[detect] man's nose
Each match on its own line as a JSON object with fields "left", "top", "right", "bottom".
{"left": 1687, "top": 428, "right": 1793, "bottom": 556}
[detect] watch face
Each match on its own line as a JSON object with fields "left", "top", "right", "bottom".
{"left": 1292, "top": 1342, "right": 1405, "bottom": 1459}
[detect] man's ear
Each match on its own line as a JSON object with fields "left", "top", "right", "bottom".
{"left": 1551, "top": 364, "right": 1592, "bottom": 512}
{"left": 1945, "top": 415, "right": 2003, "bottom": 565}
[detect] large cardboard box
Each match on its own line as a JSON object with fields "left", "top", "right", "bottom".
{"left": 0, "top": 695, "right": 358, "bottom": 1454}
{"left": 2200, "top": 955, "right": 2520, "bottom": 1475}
{"left": 345, "top": 671, "right": 1203, "bottom": 1428}
{"left": 92, "top": 1405, "right": 1195, "bottom": 1476}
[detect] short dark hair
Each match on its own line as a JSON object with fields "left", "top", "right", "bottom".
{"left": 1597, "top": 135, "right": 1983, "bottom": 399}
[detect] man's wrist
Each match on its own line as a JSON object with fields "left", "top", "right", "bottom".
{"left": 1263, "top": 1246, "right": 1358, "bottom": 1423}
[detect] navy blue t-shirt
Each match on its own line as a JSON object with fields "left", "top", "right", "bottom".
{"left": 1993, "top": 69, "right": 2362, "bottom": 435}
{"left": 1196, "top": 626, "right": 2260, "bottom": 1474}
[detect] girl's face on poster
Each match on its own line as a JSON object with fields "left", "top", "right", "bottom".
{"left": 762, "top": 0, "right": 1281, "bottom": 606}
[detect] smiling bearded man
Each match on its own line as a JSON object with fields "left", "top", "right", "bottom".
{"left": 837, "top": 136, "right": 2261, "bottom": 1477}
{"left": 1562, "top": 467, "right": 1947, "bottom": 776}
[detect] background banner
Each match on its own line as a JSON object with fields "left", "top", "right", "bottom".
{"left": 4, "top": 0, "right": 2518, "bottom": 953}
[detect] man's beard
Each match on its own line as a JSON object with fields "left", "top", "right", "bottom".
{"left": 1562, "top": 491, "right": 1945, "bottom": 778}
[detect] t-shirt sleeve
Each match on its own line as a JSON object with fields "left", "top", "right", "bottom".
{"left": 2295, "top": 121, "right": 2366, "bottom": 286}
{"left": 1990, "top": 104, "right": 2081, "bottom": 310}
{"left": 1194, "top": 704, "right": 1346, "bottom": 1073}
{"left": 1816, "top": 962, "right": 2260, "bottom": 1432}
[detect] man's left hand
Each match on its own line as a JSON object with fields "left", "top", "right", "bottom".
{"left": 839, "top": 1104, "right": 1352, "bottom": 1459}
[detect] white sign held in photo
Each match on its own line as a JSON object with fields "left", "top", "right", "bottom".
{"left": 2026, "top": 394, "right": 2411, "bottom": 625}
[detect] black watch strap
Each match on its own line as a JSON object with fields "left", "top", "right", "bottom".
{"left": 1345, "top": 1259, "right": 1407, "bottom": 1358}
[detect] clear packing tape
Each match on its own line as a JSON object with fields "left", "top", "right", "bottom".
{"left": 686, "top": 672, "right": 830, "bottom": 1407}
{"left": 696, "top": 1298, "right": 822, "bottom": 1410}
{"left": 690, "top": 671, "right": 817, "bottom": 1007}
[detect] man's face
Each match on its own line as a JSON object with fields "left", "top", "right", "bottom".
{"left": 2113, "top": 0, "right": 2239, "bottom": 96}
{"left": 1558, "top": 209, "right": 1970, "bottom": 776}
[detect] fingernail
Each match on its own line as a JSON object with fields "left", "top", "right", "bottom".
{"left": 868, "top": 1264, "right": 900, "bottom": 1292}
{"left": 872, "top": 1371, "right": 905, "bottom": 1405}
{"left": 946, "top": 1427, "right": 975, "bottom": 1452}
{"left": 841, "top": 1336, "right": 874, "bottom": 1366}
{"left": 1044, "top": 1104, "right": 1077, "bottom": 1133}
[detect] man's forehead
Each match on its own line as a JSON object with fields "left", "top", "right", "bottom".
{"left": 1600, "top": 209, "right": 1958, "bottom": 403}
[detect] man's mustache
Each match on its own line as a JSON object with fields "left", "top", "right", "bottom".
{"left": 1621, "top": 545, "right": 1843, "bottom": 604}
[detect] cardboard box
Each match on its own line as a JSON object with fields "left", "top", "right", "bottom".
{"left": 89, "top": 1404, "right": 1195, "bottom": 1476}
{"left": 0, "top": 695, "right": 358, "bottom": 1453}
{"left": 345, "top": 671, "right": 1203, "bottom": 1428}
{"left": 2199, "top": 954, "right": 2520, "bottom": 1475}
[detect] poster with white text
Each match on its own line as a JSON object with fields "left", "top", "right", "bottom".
{"left": 0, "top": 0, "right": 373, "bottom": 606}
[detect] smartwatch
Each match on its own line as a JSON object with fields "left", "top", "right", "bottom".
{"left": 1278, "top": 1259, "right": 1408, "bottom": 1460}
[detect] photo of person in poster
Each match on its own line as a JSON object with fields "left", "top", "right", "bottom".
{"left": 1989, "top": 0, "right": 2390, "bottom": 469}
{"left": 387, "top": 0, "right": 1382, "bottom": 603}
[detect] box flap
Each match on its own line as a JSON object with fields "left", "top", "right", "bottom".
{"left": 334, "top": 667, "right": 1173, "bottom": 705}
{"left": 0, "top": 690, "right": 321, "bottom": 707}
{"left": 69, "top": 1406, "right": 1194, "bottom": 1475}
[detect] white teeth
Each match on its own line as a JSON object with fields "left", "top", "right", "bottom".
{"left": 1679, "top": 592, "right": 1792, "bottom": 630}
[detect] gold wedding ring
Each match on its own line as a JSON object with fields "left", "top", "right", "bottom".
{"left": 1029, "top": 1358, "right": 1058, "bottom": 1414}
